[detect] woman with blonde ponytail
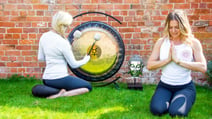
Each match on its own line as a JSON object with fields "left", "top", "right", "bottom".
{"left": 33, "top": 11, "right": 92, "bottom": 99}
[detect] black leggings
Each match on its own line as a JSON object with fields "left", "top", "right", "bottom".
{"left": 32, "top": 76, "right": 92, "bottom": 98}
{"left": 150, "top": 81, "right": 196, "bottom": 117}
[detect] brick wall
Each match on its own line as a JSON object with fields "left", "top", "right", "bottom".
{"left": 0, "top": 0, "right": 211, "bottom": 85}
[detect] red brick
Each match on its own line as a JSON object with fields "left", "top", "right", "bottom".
{"left": 0, "top": 62, "right": 5, "bottom": 66}
{"left": 0, "top": 51, "right": 4, "bottom": 55}
{"left": 0, "top": 57, "right": 8, "bottom": 62}
{"left": 202, "top": 0, "right": 212, "bottom": 2}
{"left": 7, "top": 62, "right": 22, "bottom": 67}
{"left": 152, "top": 16, "right": 166, "bottom": 20}
{"left": 112, "top": 10, "right": 120, "bottom": 15}
{"left": 5, "top": 51, "right": 21, "bottom": 56}
{"left": 208, "top": 3, "right": 212, "bottom": 8}
{"left": 98, "top": 4, "right": 114, "bottom": 10}
{"left": 7, "top": 28, "right": 22, "bottom": 33}
{"left": 194, "top": 9, "right": 210, "bottom": 14}
{"left": 11, "top": 11, "right": 19, "bottom": 16}
{"left": 23, "top": 62, "right": 38, "bottom": 67}
{"left": 119, "top": 28, "right": 135, "bottom": 32}
{"left": 16, "top": 46, "right": 31, "bottom": 50}
{"left": 0, "top": 5, "right": 3, "bottom": 10}
{"left": 0, "top": 22, "right": 15, "bottom": 27}
{"left": 17, "top": 56, "right": 25, "bottom": 61}
{"left": 3, "top": 40, "right": 18, "bottom": 45}
{"left": 23, "top": 28, "right": 38, "bottom": 33}
{"left": 124, "top": 0, "right": 139, "bottom": 3}
{"left": 174, "top": 4, "right": 190, "bottom": 9}
{"left": 128, "top": 22, "right": 138, "bottom": 27}
{"left": 191, "top": 3, "right": 198, "bottom": 8}
{"left": 19, "top": 40, "right": 34, "bottom": 45}
{"left": 22, "top": 51, "right": 37, "bottom": 56}
{"left": 136, "top": 10, "right": 144, "bottom": 15}
{"left": 91, "top": 17, "right": 107, "bottom": 21}
{"left": 114, "top": 5, "right": 130, "bottom": 9}
{"left": 4, "top": 34, "right": 12, "bottom": 39}
{"left": 18, "top": 68, "right": 25, "bottom": 73}
{"left": 200, "top": 15, "right": 212, "bottom": 20}
{"left": 26, "top": 17, "right": 43, "bottom": 21}
{"left": 17, "top": 5, "right": 32, "bottom": 9}
{"left": 4, "top": 5, "right": 17, "bottom": 10}
{"left": 21, "top": 34, "right": 28, "bottom": 39}
{"left": 33, "top": 5, "right": 48, "bottom": 10}
{"left": 13, "top": 34, "right": 21, "bottom": 39}
{"left": 9, "top": 57, "right": 17, "bottom": 62}
{"left": 170, "top": 0, "right": 185, "bottom": 3}
{"left": 0, "top": 28, "right": 6, "bottom": 33}
{"left": 10, "top": 68, "right": 18, "bottom": 73}
{"left": 82, "top": 5, "right": 98, "bottom": 9}
{"left": 194, "top": 33, "right": 212, "bottom": 39}
{"left": 161, "top": 4, "right": 173, "bottom": 9}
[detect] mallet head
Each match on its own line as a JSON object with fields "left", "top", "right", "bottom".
{"left": 94, "top": 33, "right": 101, "bottom": 41}
{"left": 73, "top": 30, "right": 82, "bottom": 39}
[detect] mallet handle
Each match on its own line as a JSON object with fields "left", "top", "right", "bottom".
{"left": 87, "top": 40, "right": 97, "bottom": 55}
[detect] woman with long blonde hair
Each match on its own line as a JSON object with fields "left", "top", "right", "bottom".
{"left": 147, "top": 10, "right": 207, "bottom": 117}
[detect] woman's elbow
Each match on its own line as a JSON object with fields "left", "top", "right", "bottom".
{"left": 198, "top": 63, "right": 207, "bottom": 74}
{"left": 147, "top": 63, "right": 153, "bottom": 70}
{"left": 201, "top": 65, "right": 207, "bottom": 74}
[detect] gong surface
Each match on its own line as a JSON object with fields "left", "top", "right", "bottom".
{"left": 68, "top": 21, "right": 125, "bottom": 82}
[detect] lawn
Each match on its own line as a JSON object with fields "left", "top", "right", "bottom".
{"left": 0, "top": 75, "right": 211, "bottom": 119}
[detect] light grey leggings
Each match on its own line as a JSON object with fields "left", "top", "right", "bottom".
{"left": 150, "top": 81, "right": 196, "bottom": 117}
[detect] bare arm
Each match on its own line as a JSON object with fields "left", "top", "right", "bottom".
{"left": 147, "top": 38, "right": 171, "bottom": 70}
{"left": 177, "top": 39, "right": 207, "bottom": 73}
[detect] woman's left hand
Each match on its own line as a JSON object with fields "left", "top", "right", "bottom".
{"left": 171, "top": 42, "right": 180, "bottom": 64}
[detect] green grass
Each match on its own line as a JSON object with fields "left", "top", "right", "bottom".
{"left": 0, "top": 75, "right": 211, "bottom": 119}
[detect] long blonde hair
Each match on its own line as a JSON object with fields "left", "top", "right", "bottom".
{"left": 163, "top": 10, "right": 193, "bottom": 44}
{"left": 51, "top": 11, "right": 73, "bottom": 37}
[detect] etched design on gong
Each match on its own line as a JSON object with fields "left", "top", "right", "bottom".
{"left": 87, "top": 45, "right": 101, "bottom": 59}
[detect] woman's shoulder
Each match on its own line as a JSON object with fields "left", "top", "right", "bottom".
{"left": 190, "top": 37, "right": 201, "bottom": 44}
{"left": 189, "top": 37, "right": 202, "bottom": 50}
{"left": 155, "top": 37, "right": 168, "bottom": 46}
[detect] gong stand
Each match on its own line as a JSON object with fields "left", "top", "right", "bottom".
{"left": 68, "top": 12, "right": 125, "bottom": 88}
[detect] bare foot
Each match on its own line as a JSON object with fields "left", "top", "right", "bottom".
{"left": 47, "top": 89, "right": 66, "bottom": 99}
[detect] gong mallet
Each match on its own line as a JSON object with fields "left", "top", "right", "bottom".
{"left": 87, "top": 33, "right": 101, "bottom": 55}
{"left": 73, "top": 30, "right": 82, "bottom": 39}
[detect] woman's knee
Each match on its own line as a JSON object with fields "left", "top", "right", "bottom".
{"left": 86, "top": 83, "right": 92, "bottom": 91}
{"left": 32, "top": 84, "right": 60, "bottom": 98}
{"left": 169, "top": 94, "right": 192, "bottom": 117}
{"left": 150, "top": 102, "right": 168, "bottom": 116}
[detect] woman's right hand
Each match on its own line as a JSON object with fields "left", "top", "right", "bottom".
{"left": 84, "top": 55, "right": 90, "bottom": 63}
{"left": 168, "top": 45, "right": 172, "bottom": 63}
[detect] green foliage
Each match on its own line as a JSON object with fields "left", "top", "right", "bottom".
{"left": 206, "top": 60, "right": 212, "bottom": 84}
{"left": 0, "top": 76, "right": 211, "bottom": 119}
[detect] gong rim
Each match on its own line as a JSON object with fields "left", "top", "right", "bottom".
{"left": 68, "top": 21, "right": 125, "bottom": 82}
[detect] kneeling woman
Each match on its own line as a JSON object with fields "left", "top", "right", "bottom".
{"left": 147, "top": 10, "right": 207, "bottom": 117}
{"left": 32, "top": 11, "right": 92, "bottom": 99}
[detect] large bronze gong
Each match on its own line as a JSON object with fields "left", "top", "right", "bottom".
{"left": 68, "top": 21, "right": 125, "bottom": 82}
